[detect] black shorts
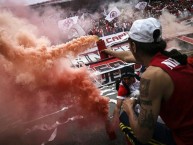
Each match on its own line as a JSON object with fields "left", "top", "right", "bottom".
{"left": 119, "top": 111, "right": 176, "bottom": 145}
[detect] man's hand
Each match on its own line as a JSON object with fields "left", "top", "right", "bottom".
{"left": 100, "top": 47, "right": 112, "bottom": 54}
{"left": 122, "top": 98, "right": 138, "bottom": 115}
{"left": 100, "top": 48, "right": 137, "bottom": 63}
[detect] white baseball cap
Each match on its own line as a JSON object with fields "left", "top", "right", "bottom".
{"left": 129, "top": 17, "right": 162, "bottom": 43}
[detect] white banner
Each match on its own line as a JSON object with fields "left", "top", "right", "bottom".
{"left": 100, "top": 31, "right": 129, "bottom": 47}
{"left": 77, "top": 31, "right": 129, "bottom": 55}
{"left": 105, "top": 7, "right": 121, "bottom": 22}
{"left": 72, "top": 42, "right": 130, "bottom": 66}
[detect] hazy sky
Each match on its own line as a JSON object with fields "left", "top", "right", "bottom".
{"left": 25, "top": 0, "right": 50, "bottom": 5}
{"left": 0, "top": 0, "right": 50, "bottom": 5}
{"left": 0, "top": 0, "right": 74, "bottom": 5}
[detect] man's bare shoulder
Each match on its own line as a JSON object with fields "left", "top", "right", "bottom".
{"left": 142, "top": 66, "right": 168, "bottom": 79}
{"left": 141, "top": 66, "right": 174, "bottom": 100}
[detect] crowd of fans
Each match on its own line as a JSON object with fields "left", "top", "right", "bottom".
{"left": 87, "top": 16, "right": 131, "bottom": 37}
{"left": 145, "top": 0, "right": 193, "bottom": 19}
{"left": 61, "top": 0, "right": 193, "bottom": 40}
{"left": 85, "top": 0, "right": 193, "bottom": 37}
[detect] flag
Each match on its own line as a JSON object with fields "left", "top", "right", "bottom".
{"left": 135, "top": 2, "right": 147, "bottom": 10}
{"left": 105, "top": 7, "right": 121, "bottom": 22}
{"left": 67, "top": 23, "right": 86, "bottom": 39}
{"left": 58, "top": 16, "right": 79, "bottom": 31}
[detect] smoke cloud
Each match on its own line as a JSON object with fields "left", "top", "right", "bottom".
{"left": 0, "top": 0, "right": 192, "bottom": 144}
{"left": 0, "top": 2, "right": 109, "bottom": 144}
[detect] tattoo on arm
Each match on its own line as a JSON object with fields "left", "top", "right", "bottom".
{"left": 140, "top": 99, "right": 152, "bottom": 106}
{"left": 140, "top": 78, "right": 150, "bottom": 98}
{"left": 138, "top": 106, "right": 155, "bottom": 130}
{"left": 138, "top": 78, "right": 155, "bottom": 130}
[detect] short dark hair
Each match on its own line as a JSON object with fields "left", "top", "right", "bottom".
{"left": 120, "top": 66, "right": 135, "bottom": 78}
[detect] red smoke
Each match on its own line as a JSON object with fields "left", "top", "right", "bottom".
{"left": 0, "top": 9, "right": 109, "bottom": 144}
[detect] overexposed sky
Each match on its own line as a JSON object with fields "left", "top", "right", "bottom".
{"left": 0, "top": 0, "right": 50, "bottom": 5}
{"left": 0, "top": 0, "right": 72, "bottom": 5}
{"left": 25, "top": 0, "right": 50, "bottom": 5}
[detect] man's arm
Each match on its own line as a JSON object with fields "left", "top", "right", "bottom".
{"left": 122, "top": 67, "right": 171, "bottom": 143}
{"left": 101, "top": 48, "right": 138, "bottom": 63}
{"left": 112, "top": 99, "right": 123, "bottom": 128}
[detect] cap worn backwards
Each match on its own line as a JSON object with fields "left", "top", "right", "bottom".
{"left": 129, "top": 17, "right": 162, "bottom": 43}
